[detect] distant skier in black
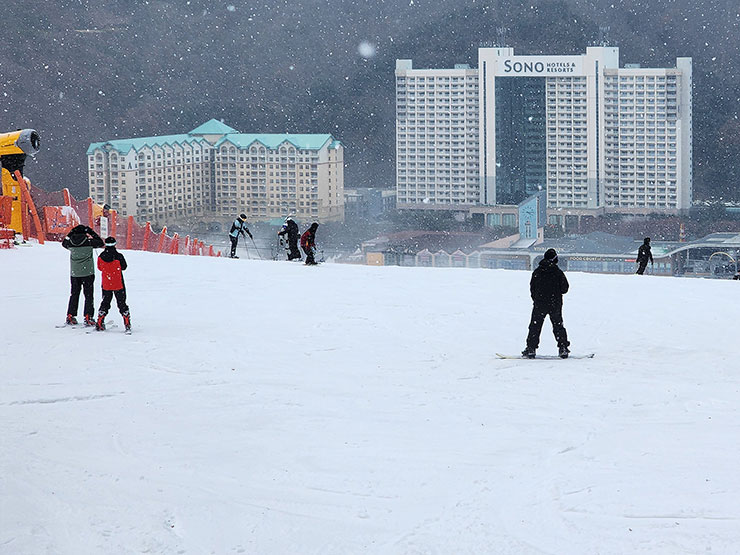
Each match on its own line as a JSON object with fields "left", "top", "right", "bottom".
{"left": 277, "top": 216, "right": 301, "bottom": 260}
{"left": 636, "top": 237, "right": 654, "bottom": 275}
{"left": 300, "top": 222, "right": 319, "bottom": 265}
{"left": 229, "top": 214, "right": 253, "bottom": 259}
{"left": 522, "top": 248, "right": 570, "bottom": 359}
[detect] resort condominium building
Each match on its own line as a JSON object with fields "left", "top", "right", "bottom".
{"left": 395, "top": 60, "right": 481, "bottom": 207}
{"left": 88, "top": 119, "right": 344, "bottom": 224}
{"left": 396, "top": 46, "right": 692, "bottom": 214}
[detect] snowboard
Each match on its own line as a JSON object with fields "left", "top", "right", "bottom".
{"left": 495, "top": 352, "right": 595, "bottom": 360}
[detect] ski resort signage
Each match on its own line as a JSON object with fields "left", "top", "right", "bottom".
{"left": 496, "top": 56, "right": 583, "bottom": 76}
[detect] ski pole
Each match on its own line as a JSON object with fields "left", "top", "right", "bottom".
{"left": 250, "top": 236, "right": 263, "bottom": 260}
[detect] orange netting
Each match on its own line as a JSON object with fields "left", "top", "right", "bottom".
{"left": 12, "top": 184, "right": 220, "bottom": 257}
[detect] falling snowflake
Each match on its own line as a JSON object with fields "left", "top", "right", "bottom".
{"left": 358, "top": 41, "right": 377, "bottom": 59}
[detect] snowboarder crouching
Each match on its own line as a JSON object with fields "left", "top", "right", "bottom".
{"left": 62, "top": 224, "right": 104, "bottom": 326}
{"left": 96, "top": 237, "right": 131, "bottom": 332}
{"left": 278, "top": 216, "right": 301, "bottom": 261}
{"left": 300, "top": 222, "right": 319, "bottom": 265}
{"left": 229, "top": 214, "right": 253, "bottom": 259}
{"left": 522, "top": 248, "right": 570, "bottom": 359}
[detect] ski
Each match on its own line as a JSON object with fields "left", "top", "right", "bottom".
{"left": 496, "top": 352, "right": 595, "bottom": 360}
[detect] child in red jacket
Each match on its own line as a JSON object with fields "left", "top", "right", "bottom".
{"left": 96, "top": 237, "right": 131, "bottom": 331}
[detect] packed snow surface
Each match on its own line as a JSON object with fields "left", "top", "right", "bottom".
{"left": 2, "top": 244, "right": 739, "bottom": 554}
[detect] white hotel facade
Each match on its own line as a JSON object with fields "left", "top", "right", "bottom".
{"left": 396, "top": 46, "right": 693, "bottom": 216}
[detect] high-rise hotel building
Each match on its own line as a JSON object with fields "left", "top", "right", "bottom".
{"left": 396, "top": 46, "right": 692, "bottom": 214}
{"left": 88, "top": 119, "right": 344, "bottom": 224}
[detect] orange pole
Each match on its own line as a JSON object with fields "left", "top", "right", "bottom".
{"left": 63, "top": 188, "right": 72, "bottom": 206}
{"left": 87, "top": 197, "right": 94, "bottom": 228}
{"left": 127, "top": 215, "right": 134, "bottom": 250}
{"left": 13, "top": 171, "right": 45, "bottom": 244}
{"left": 184, "top": 235, "right": 190, "bottom": 255}
{"left": 157, "top": 226, "right": 167, "bottom": 252}
{"left": 171, "top": 233, "right": 179, "bottom": 254}
{"left": 209, "top": 245, "right": 214, "bottom": 257}
{"left": 143, "top": 222, "right": 151, "bottom": 251}
{"left": 110, "top": 210, "right": 117, "bottom": 238}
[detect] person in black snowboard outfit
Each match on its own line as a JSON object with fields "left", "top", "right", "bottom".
{"left": 635, "top": 237, "right": 653, "bottom": 275}
{"left": 277, "top": 216, "right": 301, "bottom": 260}
{"left": 523, "top": 248, "right": 570, "bottom": 359}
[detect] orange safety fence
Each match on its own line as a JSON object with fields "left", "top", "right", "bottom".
{"left": 10, "top": 184, "right": 221, "bottom": 257}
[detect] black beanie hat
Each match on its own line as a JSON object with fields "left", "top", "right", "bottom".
{"left": 544, "top": 248, "right": 558, "bottom": 261}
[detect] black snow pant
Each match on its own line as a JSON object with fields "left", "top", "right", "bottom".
{"left": 636, "top": 260, "right": 648, "bottom": 275}
{"left": 287, "top": 241, "right": 301, "bottom": 260}
{"left": 67, "top": 275, "right": 95, "bottom": 318}
{"left": 229, "top": 235, "right": 239, "bottom": 258}
{"left": 98, "top": 288, "right": 129, "bottom": 317}
{"left": 303, "top": 246, "right": 316, "bottom": 265}
{"left": 526, "top": 301, "right": 569, "bottom": 351}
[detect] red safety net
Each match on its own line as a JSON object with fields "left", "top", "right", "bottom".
{"left": 9, "top": 184, "right": 219, "bottom": 257}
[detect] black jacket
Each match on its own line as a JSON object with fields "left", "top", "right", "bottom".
{"left": 530, "top": 258, "right": 569, "bottom": 305}
{"left": 637, "top": 242, "right": 653, "bottom": 264}
{"left": 278, "top": 219, "right": 299, "bottom": 243}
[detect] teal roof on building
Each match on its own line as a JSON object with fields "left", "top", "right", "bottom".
{"left": 189, "top": 119, "right": 239, "bottom": 135}
{"left": 87, "top": 120, "right": 338, "bottom": 155}
{"left": 215, "top": 134, "right": 334, "bottom": 150}
{"left": 86, "top": 134, "right": 206, "bottom": 155}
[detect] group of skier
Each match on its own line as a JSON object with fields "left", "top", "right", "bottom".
{"left": 62, "top": 224, "right": 131, "bottom": 332}
{"left": 275, "top": 216, "right": 320, "bottom": 265}
{"left": 228, "top": 214, "right": 320, "bottom": 265}
{"left": 60, "top": 215, "right": 655, "bottom": 354}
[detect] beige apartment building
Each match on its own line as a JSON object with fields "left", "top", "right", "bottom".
{"left": 87, "top": 119, "right": 344, "bottom": 224}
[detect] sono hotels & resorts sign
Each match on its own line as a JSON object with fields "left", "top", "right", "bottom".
{"left": 496, "top": 56, "right": 583, "bottom": 76}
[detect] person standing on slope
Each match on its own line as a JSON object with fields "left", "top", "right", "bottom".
{"left": 229, "top": 213, "right": 253, "bottom": 259}
{"left": 635, "top": 237, "right": 654, "bottom": 275}
{"left": 96, "top": 237, "right": 131, "bottom": 332}
{"left": 278, "top": 216, "right": 301, "bottom": 261}
{"left": 300, "top": 222, "right": 319, "bottom": 265}
{"left": 522, "top": 248, "right": 570, "bottom": 359}
{"left": 62, "top": 224, "right": 104, "bottom": 326}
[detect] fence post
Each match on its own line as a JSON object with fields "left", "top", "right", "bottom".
{"left": 157, "top": 226, "right": 167, "bottom": 252}
{"left": 171, "top": 233, "right": 179, "bottom": 254}
{"left": 110, "top": 210, "right": 117, "bottom": 238}
{"left": 184, "top": 235, "right": 190, "bottom": 255}
{"left": 127, "top": 215, "right": 134, "bottom": 250}
{"left": 63, "top": 188, "right": 72, "bottom": 206}
{"left": 209, "top": 245, "right": 214, "bottom": 257}
{"left": 143, "top": 222, "right": 151, "bottom": 251}
{"left": 87, "top": 197, "right": 94, "bottom": 228}
{"left": 14, "top": 171, "right": 45, "bottom": 244}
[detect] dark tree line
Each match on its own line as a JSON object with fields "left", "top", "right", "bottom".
{"left": 2, "top": 0, "right": 739, "bottom": 202}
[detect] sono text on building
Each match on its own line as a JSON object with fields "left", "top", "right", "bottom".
{"left": 396, "top": 46, "right": 692, "bottom": 220}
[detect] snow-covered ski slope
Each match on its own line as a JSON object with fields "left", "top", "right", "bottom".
{"left": 2, "top": 243, "right": 739, "bottom": 554}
